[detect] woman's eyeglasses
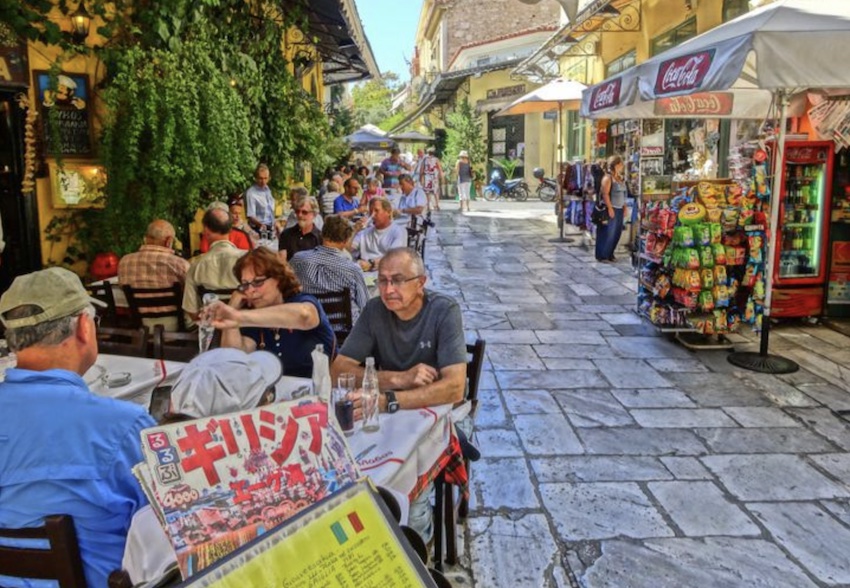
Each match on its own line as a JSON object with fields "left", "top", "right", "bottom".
{"left": 237, "top": 277, "right": 269, "bottom": 293}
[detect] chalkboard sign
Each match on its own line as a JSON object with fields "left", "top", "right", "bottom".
{"left": 33, "top": 70, "right": 93, "bottom": 157}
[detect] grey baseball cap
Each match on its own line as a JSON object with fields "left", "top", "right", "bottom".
{"left": 0, "top": 267, "right": 105, "bottom": 329}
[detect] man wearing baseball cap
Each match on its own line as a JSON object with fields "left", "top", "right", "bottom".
{"left": 0, "top": 267, "right": 155, "bottom": 587}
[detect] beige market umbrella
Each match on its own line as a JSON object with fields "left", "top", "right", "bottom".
{"left": 496, "top": 78, "right": 587, "bottom": 241}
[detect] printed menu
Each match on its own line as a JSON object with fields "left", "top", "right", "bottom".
{"left": 134, "top": 397, "right": 359, "bottom": 578}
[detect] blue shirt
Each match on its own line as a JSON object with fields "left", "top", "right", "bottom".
{"left": 332, "top": 194, "right": 359, "bottom": 215}
{"left": 242, "top": 293, "right": 336, "bottom": 377}
{"left": 0, "top": 368, "right": 155, "bottom": 588}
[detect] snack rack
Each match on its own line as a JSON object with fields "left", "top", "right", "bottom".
{"left": 635, "top": 176, "right": 767, "bottom": 345}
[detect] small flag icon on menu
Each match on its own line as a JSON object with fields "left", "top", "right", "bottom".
{"left": 330, "top": 511, "right": 365, "bottom": 544}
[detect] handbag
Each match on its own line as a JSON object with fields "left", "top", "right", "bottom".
{"left": 591, "top": 202, "right": 609, "bottom": 225}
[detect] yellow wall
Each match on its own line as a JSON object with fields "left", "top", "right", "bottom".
{"left": 455, "top": 70, "right": 555, "bottom": 182}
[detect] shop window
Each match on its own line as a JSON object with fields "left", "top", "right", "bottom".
{"left": 650, "top": 17, "right": 697, "bottom": 57}
{"left": 606, "top": 50, "right": 636, "bottom": 77}
{"left": 723, "top": 0, "right": 750, "bottom": 21}
{"left": 567, "top": 110, "right": 587, "bottom": 161}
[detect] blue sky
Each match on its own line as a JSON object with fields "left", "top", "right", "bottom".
{"left": 356, "top": 0, "right": 421, "bottom": 81}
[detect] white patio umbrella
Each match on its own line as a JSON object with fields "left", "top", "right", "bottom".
{"left": 496, "top": 78, "right": 587, "bottom": 241}
{"left": 585, "top": 0, "right": 850, "bottom": 373}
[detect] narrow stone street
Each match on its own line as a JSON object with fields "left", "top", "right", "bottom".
{"left": 424, "top": 200, "right": 850, "bottom": 588}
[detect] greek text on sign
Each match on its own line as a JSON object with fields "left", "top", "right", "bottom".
{"left": 655, "top": 50, "right": 715, "bottom": 96}
{"left": 589, "top": 78, "right": 622, "bottom": 112}
{"left": 654, "top": 92, "right": 733, "bottom": 116}
{"left": 487, "top": 84, "right": 525, "bottom": 100}
{"left": 641, "top": 145, "right": 664, "bottom": 157}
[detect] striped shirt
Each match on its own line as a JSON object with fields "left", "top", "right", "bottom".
{"left": 289, "top": 246, "right": 370, "bottom": 318}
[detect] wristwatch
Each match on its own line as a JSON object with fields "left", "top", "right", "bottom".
{"left": 384, "top": 390, "right": 400, "bottom": 414}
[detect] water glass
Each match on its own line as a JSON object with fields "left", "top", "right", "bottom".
{"left": 337, "top": 373, "right": 356, "bottom": 395}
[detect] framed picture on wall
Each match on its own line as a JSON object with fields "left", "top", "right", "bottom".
{"left": 48, "top": 161, "right": 106, "bottom": 208}
{"left": 33, "top": 70, "right": 94, "bottom": 157}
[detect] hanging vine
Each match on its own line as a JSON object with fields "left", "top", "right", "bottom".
{"left": 4, "top": 0, "right": 342, "bottom": 258}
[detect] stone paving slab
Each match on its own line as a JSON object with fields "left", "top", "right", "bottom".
{"left": 541, "top": 482, "right": 673, "bottom": 540}
{"left": 630, "top": 408, "right": 739, "bottom": 428}
{"left": 475, "top": 391, "right": 509, "bottom": 429}
{"left": 474, "top": 428, "right": 526, "bottom": 458}
{"left": 659, "top": 456, "right": 714, "bottom": 480}
{"left": 577, "top": 537, "right": 819, "bottom": 588}
{"left": 809, "top": 453, "right": 850, "bottom": 484}
{"left": 577, "top": 428, "right": 708, "bottom": 456}
{"left": 502, "top": 388, "right": 560, "bottom": 415}
{"left": 722, "top": 406, "right": 803, "bottom": 428}
{"left": 534, "top": 344, "right": 611, "bottom": 359}
{"left": 605, "top": 336, "right": 692, "bottom": 359}
{"left": 532, "top": 456, "right": 672, "bottom": 483}
{"left": 487, "top": 344, "right": 547, "bottom": 370}
{"left": 594, "top": 359, "right": 671, "bottom": 389}
{"left": 496, "top": 369, "right": 609, "bottom": 390}
{"left": 702, "top": 454, "right": 850, "bottom": 501}
{"left": 785, "top": 408, "right": 850, "bottom": 451}
{"left": 472, "top": 458, "right": 539, "bottom": 510}
{"left": 695, "top": 428, "right": 838, "bottom": 454}
{"left": 535, "top": 330, "right": 608, "bottom": 345}
{"left": 610, "top": 388, "right": 697, "bottom": 408}
{"left": 649, "top": 358, "right": 711, "bottom": 373}
{"left": 553, "top": 389, "right": 635, "bottom": 427}
{"left": 541, "top": 357, "right": 597, "bottom": 370}
{"left": 648, "top": 481, "right": 760, "bottom": 536}
{"left": 467, "top": 514, "right": 562, "bottom": 588}
{"left": 748, "top": 501, "right": 850, "bottom": 585}
{"left": 514, "top": 413, "right": 584, "bottom": 455}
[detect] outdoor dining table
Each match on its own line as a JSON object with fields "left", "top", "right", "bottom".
{"left": 121, "top": 368, "right": 463, "bottom": 583}
{"left": 85, "top": 354, "right": 186, "bottom": 408}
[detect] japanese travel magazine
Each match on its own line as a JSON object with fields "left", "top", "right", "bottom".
{"left": 134, "top": 397, "right": 360, "bottom": 578}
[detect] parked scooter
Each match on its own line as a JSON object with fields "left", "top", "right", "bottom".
{"left": 483, "top": 168, "right": 529, "bottom": 201}
{"left": 532, "top": 167, "right": 558, "bottom": 202}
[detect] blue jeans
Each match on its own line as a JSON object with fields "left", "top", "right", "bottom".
{"left": 407, "top": 417, "right": 473, "bottom": 544}
{"left": 596, "top": 207, "right": 624, "bottom": 260}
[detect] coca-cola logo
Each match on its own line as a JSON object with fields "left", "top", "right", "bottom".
{"left": 654, "top": 50, "right": 715, "bottom": 96}
{"left": 654, "top": 92, "right": 733, "bottom": 116}
{"left": 589, "top": 78, "right": 621, "bottom": 112}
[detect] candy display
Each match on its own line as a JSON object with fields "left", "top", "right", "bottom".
{"left": 637, "top": 176, "right": 768, "bottom": 335}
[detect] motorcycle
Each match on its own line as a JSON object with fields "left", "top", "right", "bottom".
{"left": 483, "top": 168, "right": 529, "bottom": 201}
{"left": 532, "top": 167, "right": 558, "bottom": 202}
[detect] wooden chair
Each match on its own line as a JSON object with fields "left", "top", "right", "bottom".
{"left": 196, "top": 285, "right": 234, "bottom": 305}
{"left": 122, "top": 283, "right": 186, "bottom": 332}
{"left": 152, "top": 324, "right": 201, "bottom": 363}
{"left": 96, "top": 326, "right": 149, "bottom": 357}
{"left": 0, "top": 515, "right": 87, "bottom": 588}
{"left": 86, "top": 282, "right": 119, "bottom": 328}
{"left": 314, "top": 288, "right": 354, "bottom": 346}
{"left": 433, "top": 338, "right": 486, "bottom": 570}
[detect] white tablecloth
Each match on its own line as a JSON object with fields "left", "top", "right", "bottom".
{"left": 85, "top": 354, "right": 185, "bottom": 408}
{"left": 123, "top": 394, "right": 455, "bottom": 584}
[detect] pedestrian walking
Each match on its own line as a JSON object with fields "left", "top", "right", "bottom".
{"left": 455, "top": 151, "right": 473, "bottom": 213}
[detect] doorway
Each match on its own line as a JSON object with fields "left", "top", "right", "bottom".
{"left": 0, "top": 90, "right": 42, "bottom": 294}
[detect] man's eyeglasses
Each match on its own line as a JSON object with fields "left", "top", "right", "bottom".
{"left": 237, "top": 277, "right": 269, "bottom": 293}
{"left": 377, "top": 275, "right": 422, "bottom": 289}
{"left": 295, "top": 208, "right": 314, "bottom": 215}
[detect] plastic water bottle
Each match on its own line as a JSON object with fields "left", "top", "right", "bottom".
{"left": 198, "top": 293, "right": 218, "bottom": 353}
{"left": 362, "top": 356, "right": 380, "bottom": 432}
{"left": 311, "top": 344, "right": 332, "bottom": 405}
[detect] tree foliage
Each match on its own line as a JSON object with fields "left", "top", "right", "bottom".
{"left": 350, "top": 71, "right": 400, "bottom": 127}
{"left": 4, "top": 0, "right": 340, "bottom": 258}
{"left": 444, "top": 98, "right": 487, "bottom": 179}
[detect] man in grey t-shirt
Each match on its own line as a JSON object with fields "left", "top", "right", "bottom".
{"left": 331, "top": 247, "right": 467, "bottom": 543}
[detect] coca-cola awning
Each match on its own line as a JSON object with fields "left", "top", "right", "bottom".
{"left": 580, "top": 68, "right": 640, "bottom": 118}
{"left": 582, "top": 0, "right": 850, "bottom": 120}
{"left": 637, "top": 0, "right": 850, "bottom": 101}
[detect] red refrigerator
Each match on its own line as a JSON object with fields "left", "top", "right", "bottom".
{"left": 772, "top": 141, "right": 834, "bottom": 317}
